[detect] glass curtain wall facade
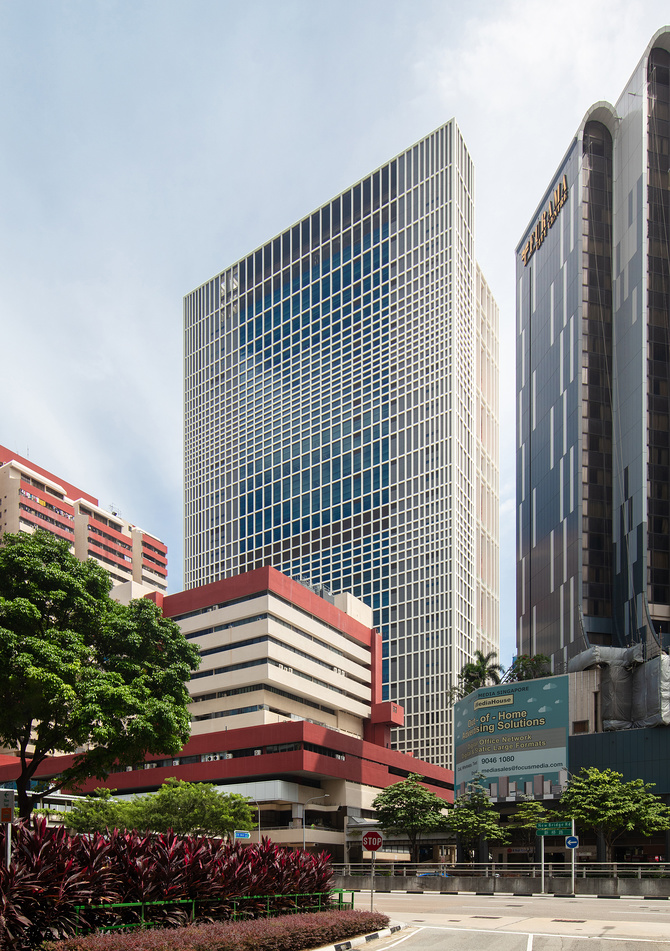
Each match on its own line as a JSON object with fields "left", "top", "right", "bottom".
{"left": 517, "top": 28, "right": 670, "bottom": 668}
{"left": 476, "top": 266, "right": 500, "bottom": 661}
{"left": 184, "top": 120, "right": 499, "bottom": 767}
{"left": 646, "top": 47, "right": 670, "bottom": 630}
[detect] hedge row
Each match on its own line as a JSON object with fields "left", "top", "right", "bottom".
{"left": 0, "top": 818, "right": 333, "bottom": 950}
{"left": 42, "top": 910, "right": 391, "bottom": 951}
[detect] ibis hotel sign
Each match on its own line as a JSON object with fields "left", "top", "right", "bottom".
{"left": 454, "top": 675, "right": 569, "bottom": 795}
{"left": 521, "top": 175, "right": 569, "bottom": 265}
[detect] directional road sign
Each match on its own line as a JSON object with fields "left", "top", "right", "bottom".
{"left": 362, "top": 831, "right": 383, "bottom": 852}
{"left": 234, "top": 830, "right": 251, "bottom": 839}
{"left": 536, "top": 821, "right": 572, "bottom": 836}
{"left": 0, "top": 789, "right": 13, "bottom": 824}
{"left": 565, "top": 835, "right": 579, "bottom": 849}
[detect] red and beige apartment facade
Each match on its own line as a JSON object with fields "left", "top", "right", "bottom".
{"left": 0, "top": 445, "right": 167, "bottom": 591}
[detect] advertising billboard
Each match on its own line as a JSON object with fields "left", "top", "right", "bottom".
{"left": 454, "top": 675, "right": 569, "bottom": 797}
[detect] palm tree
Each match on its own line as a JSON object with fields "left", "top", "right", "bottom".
{"left": 457, "top": 650, "right": 504, "bottom": 696}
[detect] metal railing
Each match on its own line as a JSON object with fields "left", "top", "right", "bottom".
{"left": 332, "top": 862, "right": 670, "bottom": 879}
{"left": 73, "top": 899, "right": 195, "bottom": 935}
{"left": 73, "top": 889, "right": 354, "bottom": 935}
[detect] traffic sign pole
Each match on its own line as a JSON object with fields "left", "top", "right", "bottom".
{"left": 1, "top": 790, "right": 13, "bottom": 870}
{"left": 535, "top": 819, "right": 578, "bottom": 894}
{"left": 571, "top": 819, "right": 575, "bottom": 896}
{"left": 371, "top": 848, "right": 375, "bottom": 912}
{"left": 361, "top": 831, "right": 383, "bottom": 912}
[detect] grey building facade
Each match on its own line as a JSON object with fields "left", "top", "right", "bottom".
{"left": 517, "top": 27, "right": 670, "bottom": 668}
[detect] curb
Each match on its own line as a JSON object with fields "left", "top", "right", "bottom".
{"left": 314, "top": 923, "right": 404, "bottom": 951}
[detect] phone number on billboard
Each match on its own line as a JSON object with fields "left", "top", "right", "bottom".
{"left": 481, "top": 756, "right": 516, "bottom": 764}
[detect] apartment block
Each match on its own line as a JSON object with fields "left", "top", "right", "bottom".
{"left": 0, "top": 445, "right": 167, "bottom": 591}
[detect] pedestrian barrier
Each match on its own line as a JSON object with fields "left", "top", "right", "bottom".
{"left": 73, "top": 889, "right": 355, "bottom": 934}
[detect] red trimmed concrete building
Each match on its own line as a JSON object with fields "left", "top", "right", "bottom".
{"left": 0, "top": 567, "right": 452, "bottom": 860}
{"left": 0, "top": 445, "right": 167, "bottom": 591}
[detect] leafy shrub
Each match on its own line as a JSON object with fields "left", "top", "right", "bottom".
{"left": 0, "top": 819, "right": 335, "bottom": 950}
{"left": 42, "top": 910, "right": 391, "bottom": 951}
{"left": 1, "top": 816, "right": 115, "bottom": 946}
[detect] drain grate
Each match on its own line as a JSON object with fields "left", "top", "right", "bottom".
{"left": 552, "top": 919, "right": 586, "bottom": 923}
{"left": 473, "top": 916, "right": 501, "bottom": 919}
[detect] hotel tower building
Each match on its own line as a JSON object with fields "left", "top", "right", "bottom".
{"left": 517, "top": 27, "right": 670, "bottom": 668}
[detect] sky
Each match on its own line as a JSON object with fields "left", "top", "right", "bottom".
{"left": 1, "top": 0, "right": 668, "bottom": 669}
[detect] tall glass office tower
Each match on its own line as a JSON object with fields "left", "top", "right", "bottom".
{"left": 516, "top": 28, "right": 670, "bottom": 669}
{"left": 184, "top": 120, "right": 499, "bottom": 767}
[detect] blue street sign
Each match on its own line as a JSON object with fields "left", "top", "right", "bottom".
{"left": 565, "top": 835, "right": 579, "bottom": 849}
{"left": 234, "top": 830, "right": 251, "bottom": 839}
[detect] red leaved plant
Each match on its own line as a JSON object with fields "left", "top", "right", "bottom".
{"left": 0, "top": 820, "right": 335, "bottom": 949}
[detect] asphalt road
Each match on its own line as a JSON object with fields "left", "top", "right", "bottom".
{"left": 353, "top": 890, "right": 670, "bottom": 951}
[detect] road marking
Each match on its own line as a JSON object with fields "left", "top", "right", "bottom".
{"left": 378, "top": 927, "right": 425, "bottom": 949}
{"left": 526, "top": 934, "right": 533, "bottom": 951}
{"left": 414, "top": 924, "right": 670, "bottom": 943}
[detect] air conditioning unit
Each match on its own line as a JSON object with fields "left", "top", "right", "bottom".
{"left": 172, "top": 759, "right": 180, "bottom": 766}
{"left": 203, "top": 754, "right": 221, "bottom": 762}
{"left": 125, "top": 766, "right": 133, "bottom": 772}
{"left": 223, "top": 752, "right": 233, "bottom": 759}
{"left": 253, "top": 749, "right": 262, "bottom": 756}
{"left": 144, "top": 762, "right": 157, "bottom": 769}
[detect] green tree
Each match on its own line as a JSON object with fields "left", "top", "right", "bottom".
{"left": 446, "top": 775, "right": 509, "bottom": 859}
{"left": 457, "top": 650, "right": 505, "bottom": 697}
{"left": 506, "top": 799, "right": 551, "bottom": 851}
{"left": 0, "top": 531, "right": 200, "bottom": 819}
{"left": 65, "top": 779, "right": 255, "bottom": 837}
{"left": 505, "top": 654, "right": 551, "bottom": 682}
{"left": 560, "top": 767, "right": 670, "bottom": 861}
{"left": 372, "top": 773, "right": 448, "bottom": 862}
{"left": 50, "top": 787, "right": 129, "bottom": 832}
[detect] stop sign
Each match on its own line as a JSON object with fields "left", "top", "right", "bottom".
{"left": 362, "top": 830, "right": 383, "bottom": 852}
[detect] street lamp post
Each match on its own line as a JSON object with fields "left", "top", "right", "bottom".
{"left": 302, "top": 794, "right": 330, "bottom": 851}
